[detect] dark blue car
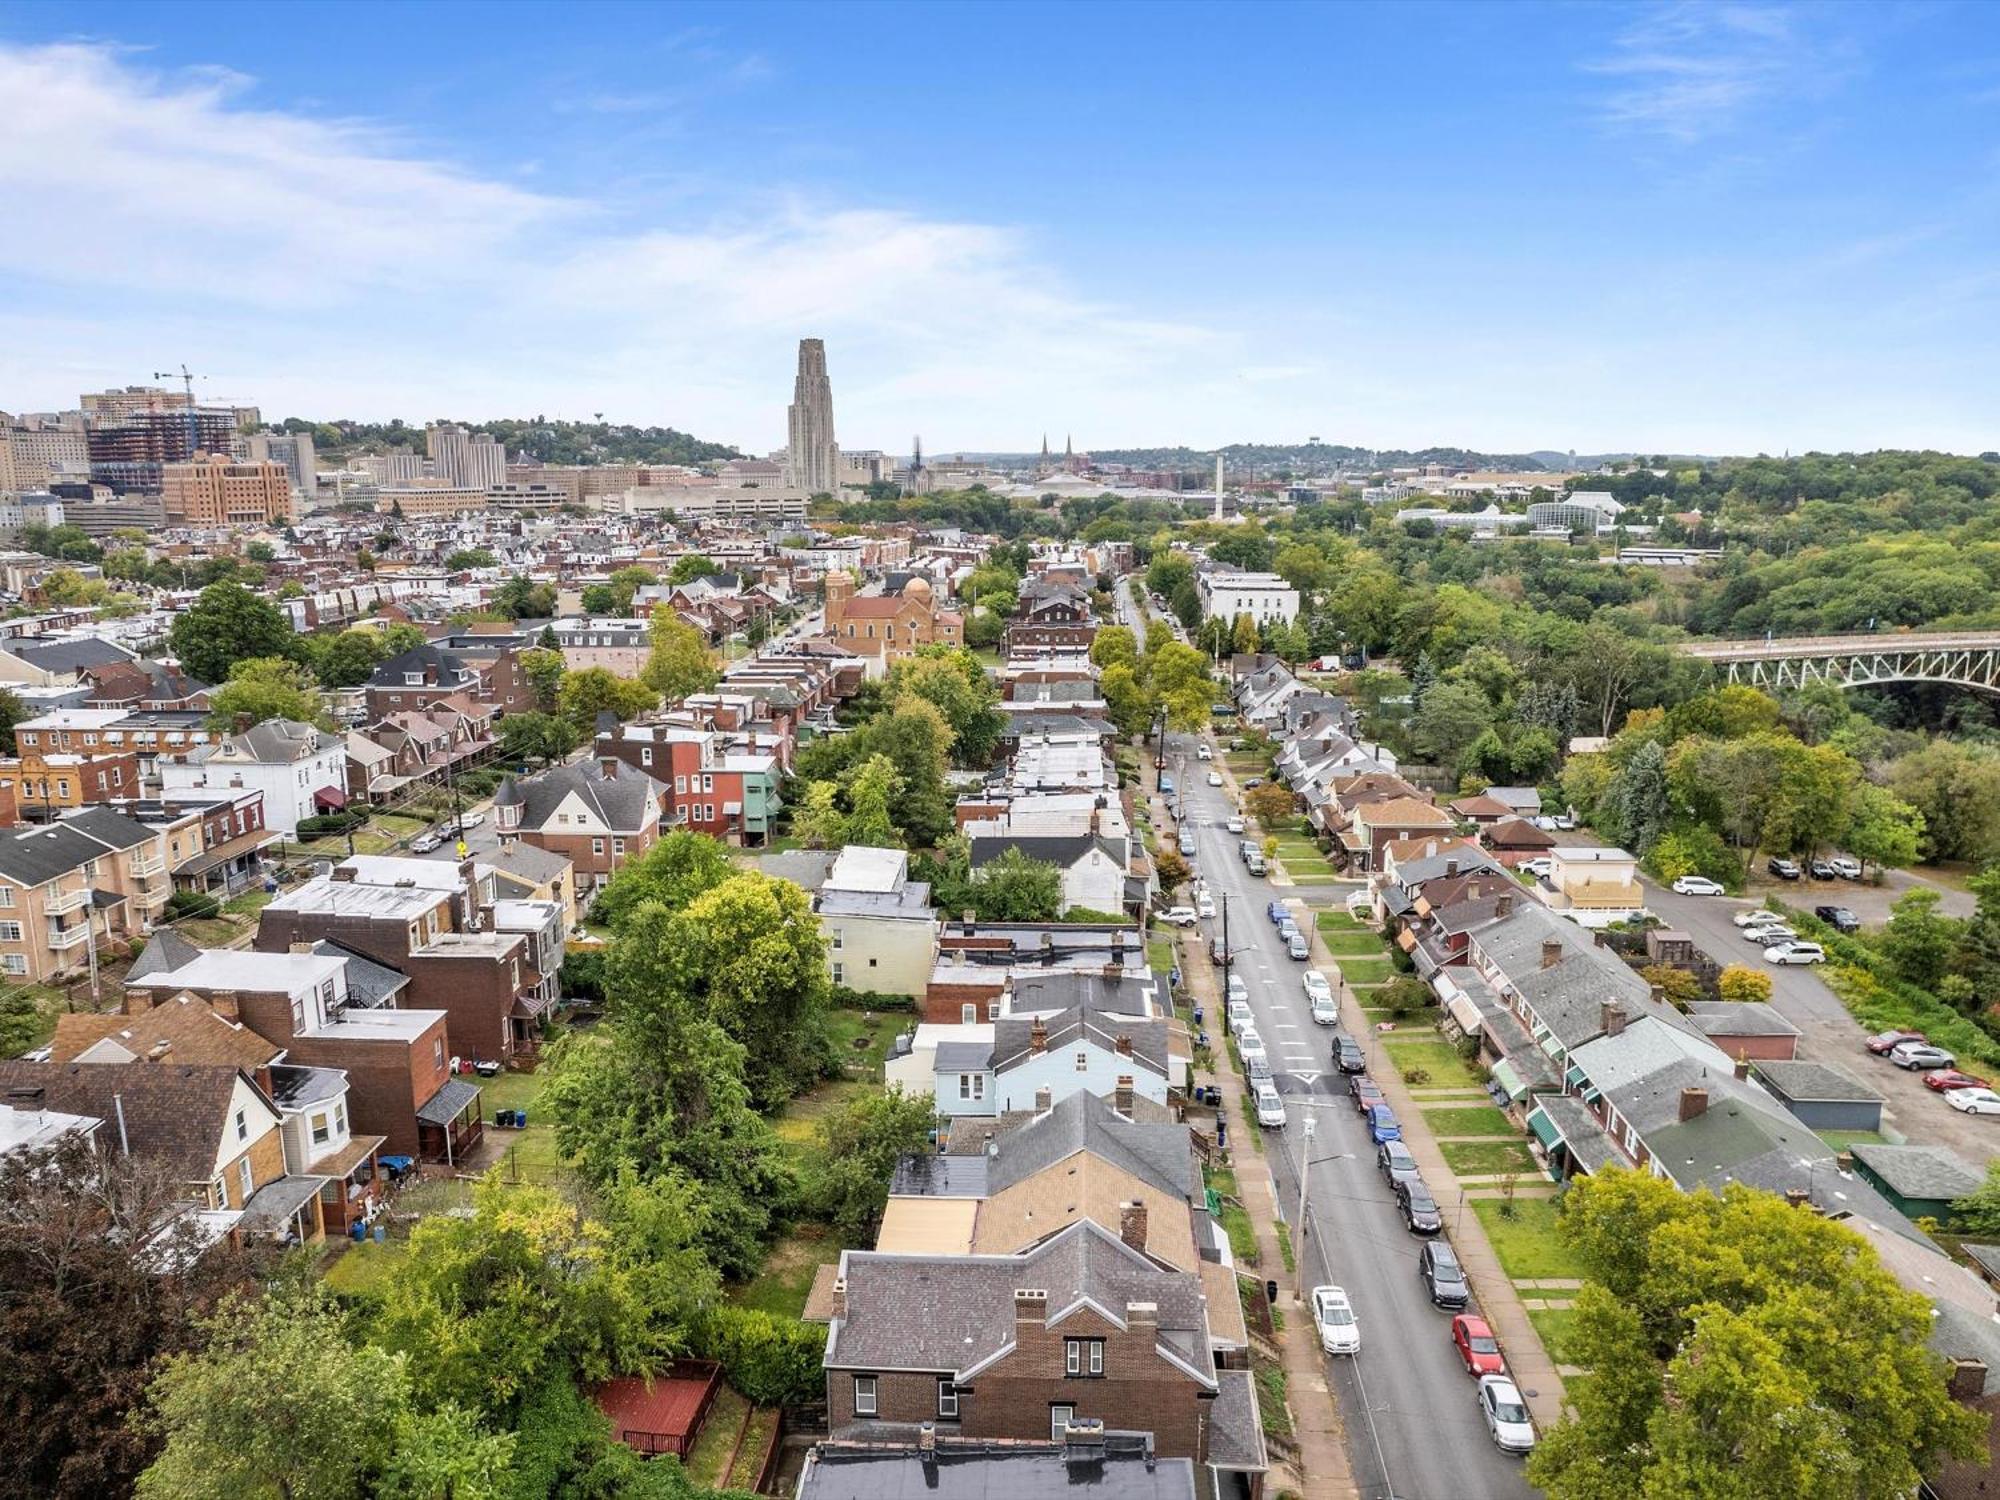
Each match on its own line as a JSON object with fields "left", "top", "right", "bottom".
{"left": 1366, "top": 1104, "right": 1402, "bottom": 1144}
{"left": 1268, "top": 901, "right": 1288, "bottom": 925}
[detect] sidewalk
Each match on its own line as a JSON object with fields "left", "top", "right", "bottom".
{"left": 1316, "top": 923, "right": 1569, "bottom": 1428}
{"left": 1185, "top": 935, "right": 1357, "bottom": 1500}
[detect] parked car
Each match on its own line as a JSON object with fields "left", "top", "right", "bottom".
{"left": 1311, "top": 1285, "right": 1360, "bottom": 1355}
{"left": 1735, "top": 908, "right": 1784, "bottom": 927}
{"left": 1286, "top": 932, "right": 1310, "bottom": 961}
{"left": 1830, "top": 855, "right": 1863, "bottom": 879}
{"left": 1672, "top": 875, "right": 1725, "bottom": 896}
{"left": 1245, "top": 852, "right": 1267, "bottom": 876}
{"left": 1366, "top": 1104, "right": 1402, "bottom": 1145}
{"left": 1925, "top": 1069, "right": 1991, "bottom": 1093}
{"left": 1156, "top": 906, "right": 1198, "bottom": 927}
{"left": 1245, "top": 1053, "right": 1274, "bottom": 1085}
{"left": 1892, "top": 1041, "right": 1956, "bottom": 1071}
{"left": 1211, "top": 935, "right": 1232, "bottom": 964}
{"left": 1742, "top": 923, "right": 1796, "bottom": 944}
{"left": 1451, "top": 1314, "right": 1506, "bottom": 1377}
{"left": 1196, "top": 893, "right": 1217, "bottom": 918}
{"left": 1866, "top": 1029, "right": 1926, "bottom": 1055}
{"left": 1267, "top": 901, "right": 1289, "bottom": 925}
{"left": 1808, "top": 858, "right": 1838, "bottom": 880}
{"left": 1419, "top": 1241, "right": 1470, "bottom": 1309}
{"left": 1244, "top": 777, "right": 1263, "bottom": 789}
{"left": 1206, "top": 771, "right": 1223, "bottom": 787}
{"left": 1763, "top": 940, "right": 1825, "bottom": 965}
{"left": 1767, "top": 857, "right": 1803, "bottom": 880}
{"left": 1302, "top": 970, "right": 1333, "bottom": 1007}
{"left": 1814, "top": 904, "right": 1860, "bottom": 933}
{"left": 1238, "top": 1029, "right": 1268, "bottom": 1069}
{"left": 409, "top": 832, "right": 443, "bottom": 854}
{"left": 1197, "top": 743, "right": 1213, "bottom": 761}
{"left": 1255, "top": 1082, "right": 1287, "bottom": 1128}
{"left": 453, "top": 810, "right": 485, "bottom": 831}
{"left": 1350, "top": 1077, "right": 1386, "bottom": 1115}
{"left": 1478, "top": 1374, "right": 1536, "bottom": 1454}
{"left": 1226, "top": 816, "right": 1245, "bottom": 834}
{"left": 1227, "top": 1000, "right": 1253, "bottom": 1033}
{"left": 1159, "top": 775, "right": 1176, "bottom": 796}
{"left": 1946, "top": 1088, "right": 2000, "bottom": 1116}
{"left": 1177, "top": 830, "right": 1196, "bottom": 857}
{"left": 1240, "top": 840, "right": 1260, "bottom": 862}
{"left": 1334, "top": 1034, "right": 1367, "bottom": 1074}
{"left": 1311, "top": 993, "right": 1339, "bottom": 1026}
{"left": 1520, "top": 857, "right": 1552, "bottom": 878}
{"left": 1377, "top": 1138, "right": 1419, "bottom": 1185}
{"left": 1396, "top": 1178, "right": 1443, "bottom": 1235}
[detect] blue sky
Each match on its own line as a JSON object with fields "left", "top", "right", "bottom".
{"left": 0, "top": 0, "right": 1995, "bottom": 455}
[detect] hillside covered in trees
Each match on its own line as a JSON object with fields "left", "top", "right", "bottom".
{"left": 279, "top": 415, "right": 740, "bottom": 467}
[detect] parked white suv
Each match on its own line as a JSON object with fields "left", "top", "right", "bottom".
{"left": 1829, "top": 856, "right": 1863, "bottom": 879}
{"left": 1671, "top": 875, "right": 1725, "bottom": 896}
{"left": 1764, "top": 940, "right": 1825, "bottom": 965}
{"left": 1156, "top": 907, "right": 1198, "bottom": 928}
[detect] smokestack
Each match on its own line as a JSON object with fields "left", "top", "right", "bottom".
{"left": 1114, "top": 1033, "right": 1133, "bottom": 1057}
{"left": 1114, "top": 1075, "right": 1134, "bottom": 1119}
{"left": 1035, "top": 1085, "right": 1052, "bottom": 1112}
{"left": 829, "top": 1278, "right": 846, "bottom": 1321}
{"left": 1784, "top": 1187, "right": 1810, "bottom": 1208}
{"left": 1951, "top": 1360, "right": 1989, "bottom": 1403}
{"left": 1734, "top": 1055, "right": 1751, "bottom": 1081}
{"left": 1126, "top": 1299, "right": 1157, "bottom": 1332}
{"left": 1495, "top": 893, "right": 1513, "bottom": 917}
{"left": 1678, "top": 1086, "right": 1708, "bottom": 1122}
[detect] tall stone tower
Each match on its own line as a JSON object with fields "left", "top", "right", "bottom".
{"left": 785, "top": 338, "right": 841, "bottom": 496}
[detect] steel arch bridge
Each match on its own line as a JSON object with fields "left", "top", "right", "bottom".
{"left": 1677, "top": 632, "right": 2000, "bottom": 694}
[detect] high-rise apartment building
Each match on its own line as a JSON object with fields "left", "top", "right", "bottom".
{"left": 2, "top": 419, "right": 90, "bottom": 491}
{"left": 424, "top": 425, "right": 506, "bottom": 490}
{"left": 79, "top": 385, "right": 190, "bottom": 424}
{"left": 247, "top": 429, "right": 317, "bottom": 497}
{"left": 353, "top": 450, "right": 422, "bottom": 484}
{"left": 785, "top": 338, "right": 841, "bottom": 497}
{"left": 162, "top": 454, "right": 298, "bottom": 527}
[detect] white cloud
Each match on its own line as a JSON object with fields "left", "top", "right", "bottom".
{"left": 0, "top": 40, "right": 1232, "bottom": 450}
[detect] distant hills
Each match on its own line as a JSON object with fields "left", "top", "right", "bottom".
{"left": 278, "top": 416, "right": 740, "bottom": 467}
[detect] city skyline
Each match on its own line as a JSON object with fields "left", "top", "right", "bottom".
{"left": 1, "top": 2, "right": 1995, "bottom": 454}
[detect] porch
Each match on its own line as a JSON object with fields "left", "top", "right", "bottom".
{"left": 415, "top": 1078, "right": 484, "bottom": 1167}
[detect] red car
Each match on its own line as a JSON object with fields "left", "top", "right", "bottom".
{"left": 1925, "top": 1070, "right": 1991, "bottom": 1093}
{"left": 1451, "top": 1314, "right": 1505, "bottom": 1377}
{"left": 1867, "top": 1029, "right": 1927, "bottom": 1055}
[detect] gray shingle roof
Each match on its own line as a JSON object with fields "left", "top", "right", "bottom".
{"left": 967, "top": 833, "right": 1121, "bottom": 871}
{"left": 983, "top": 1091, "right": 1196, "bottom": 1202}
{"left": 0, "top": 821, "right": 122, "bottom": 886}
{"left": 991, "top": 1009, "right": 1168, "bottom": 1078}
{"left": 1753, "top": 1059, "right": 1879, "bottom": 1104}
{"left": 1686, "top": 1001, "right": 1801, "bottom": 1038}
{"left": 796, "top": 1443, "right": 1198, "bottom": 1500}
{"left": 0, "top": 1059, "right": 259, "bottom": 1181}
{"left": 888, "top": 1154, "right": 990, "bottom": 1198}
{"left": 509, "top": 760, "right": 664, "bottom": 835}
{"left": 128, "top": 927, "right": 201, "bottom": 981}
{"left": 1851, "top": 1143, "right": 1986, "bottom": 1201}
{"left": 6, "top": 637, "right": 134, "bottom": 674}
{"left": 307, "top": 940, "right": 409, "bottom": 1008}
{"left": 58, "top": 805, "right": 156, "bottom": 851}
{"left": 827, "top": 1218, "right": 1214, "bottom": 1385}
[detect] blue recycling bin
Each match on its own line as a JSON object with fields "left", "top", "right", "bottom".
{"left": 351, "top": 1219, "right": 366, "bottom": 1242}
{"left": 373, "top": 1224, "right": 387, "bottom": 1244}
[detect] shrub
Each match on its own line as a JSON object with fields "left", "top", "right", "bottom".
{"left": 1402, "top": 1065, "right": 1432, "bottom": 1087}
{"left": 293, "top": 811, "right": 365, "bottom": 839}
{"left": 166, "top": 889, "right": 221, "bottom": 920}
{"left": 1717, "top": 964, "right": 1774, "bottom": 1003}
{"left": 828, "top": 985, "right": 916, "bottom": 1014}
{"left": 699, "top": 1306, "right": 826, "bottom": 1408}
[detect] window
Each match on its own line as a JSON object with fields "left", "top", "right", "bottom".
{"left": 640, "top": 749, "right": 652, "bottom": 766}
{"left": 958, "top": 1072, "right": 984, "bottom": 1101}
{"left": 0, "top": 922, "right": 19, "bottom": 944}
{"left": 0, "top": 889, "right": 13, "bottom": 907}
{"left": 962, "top": 1004, "right": 977, "bottom": 1025}
{"left": 335, "top": 1103, "right": 346, "bottom": 1133}
{"left": 937, "top": 1380, "right": 959, "bottom": 1419}
{"left": 1064, "top": 1338, "right": 1104, "bottom": 1377}
{"left": 234, "top": 1108, "right": 248, "bottom": 1142}
{"left": 2, "top": 955, "right": 24, "bottom": 975}
{"left": 236, "top": 1155, "right": 253, "bottom": 1202}
{"left": 612, "top": 837, "right": 625, "bottom": 856}
{"left": 831, "top": 962, "right": 843, "bottom": 985}
{"left": 675, "top": 776, "right": 687, "bottom": 794}
{"left": 829, "top": 928, "right": 843, "bottom": 950}
{"left": 852, "top": 1377, "right": 878, "bottom": 1417}
{"left": 433, "top": 1037, "right": 445, "bottom": 1065}
{"left": 1621, "top": 1120, "right": 1640, "bottom": 1155}
{"left": 1050, "top": 1405, "right": 1075, "bottom": 1440}
{"left": 592, "top": 838, "right": 605, "bottom": 857}
{"left": 310, "top": 1113, "right": 330, "bottom": 1146}
{"left": 1075, "top": 1051, "right": 1088, "bottom": 1073}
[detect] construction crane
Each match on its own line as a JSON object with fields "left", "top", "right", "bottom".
{"left": 152, "top": 363, "right": 202, "bottom": 459}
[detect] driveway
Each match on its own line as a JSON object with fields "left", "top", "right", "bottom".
{"left": 1641, "top": 876, "right": 2000, "bottom": 1165}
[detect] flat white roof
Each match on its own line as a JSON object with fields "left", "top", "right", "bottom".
{"left": 1552, "top": 846, "right": 1636, "bottom": 863}
{"left": 337, "top": 855, "right": 475, "bottom": 891}
{"left": 135, "top": 949, "right": 345, "bottom": 994}
{"left": 827, "top": 845, "right": 906, "bottom": 894}
{"left": 18, "top": 709, "right": 129, "bottom": 729}
{"left": 266, "top": 877, "right": 442, "bottom": 920}
{"left": 302, "top": 1007, "right": 444, "bottom": 1042}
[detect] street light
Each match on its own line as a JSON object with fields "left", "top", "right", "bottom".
{"left": 1292, "top": 1115, "right": 1354, "bottom": 1298}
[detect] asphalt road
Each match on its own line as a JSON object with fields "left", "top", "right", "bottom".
{"left": 1173, "top": 731, "right": 1537, "bottom": 1500}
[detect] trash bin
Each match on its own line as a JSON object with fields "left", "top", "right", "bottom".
{"left": 1266, "top": 1279, "right": 1279, "bottom": 1305}
{"left": 351, "top": 1219, "right": 367, "bottom": 1242}
{"left": 372, "top": 1225, "right": 387, "bottom": 1244}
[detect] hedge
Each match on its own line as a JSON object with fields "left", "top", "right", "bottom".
{"left": 698, "top": 1305, "right": 827, "bottom": 1408}
{"left": 829, "top": 985, "right": 916, "bottom": 1014}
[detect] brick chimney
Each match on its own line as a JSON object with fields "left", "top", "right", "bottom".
{"left": 1030, "top": 1017, "right": 1048, "bottom": 1054}
{"left": 1679, "top": 1086, "right": 1709, "bottom": 1122}
{"left": 1951, "top": 1359, "right": 1990, "bottom": 1403}
{"left": 1445, "top": 858, "right": 1459, "bottom": 877}
{"left": 599, "top": 755, "right": 618, "bottom": 779}
{"left": 1014, "top": 1287, "right": 1048, "bottom": 1326}
{"left": 1119, "top": 1200, "right": 1148, "bottom": 1250}
{"left": 1541, "top": 938, "right": 1562, "bottom": 970}
{"left": 209, "top": 990, "right": 238, "bottom": 1021}
{"left": 1495, "top": 893, "right": 1513, "bottom": 917}
{"left": 1114, "top": 1033, "right": 1133, "bottom": 1057}
{"left": 1114, "top": 1075, "right": 1134, "bottom": 1119}
{"left": 331, "top": 866, "right": 358, "bottom": 883}
{"left": 829, "top": 1278, "right": 846, "bottom": 1321}
{"left": 1125, "top": 1299, "right": 1158, "bottom": 1332}
{"left": 1601, "top": 1001, "right": 1628, "bottom": 1037}
{"left": 1034, "top": 1085, "right": 1052, "bottom": 1111}
{"left": 1784, "top": 1187, "right": 1810, "bottom": 1208}
{"left": 1733, "top": 1055, "right": 1751, "bottom": 1081}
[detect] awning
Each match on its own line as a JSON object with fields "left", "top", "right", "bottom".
{"left": 239, "top": 1173, "right": 329, "bottom": 1234}
{"left": 1526, "top": 1106, "right": 1561, "bottom": 1149}
{"left": 1446, "top": 992, "right": 1485, "bottom": 1035}
{"left": 416, "top": 1077, "right": 482, "bottom": 1126}
{"left": 1490, "top": 1058, "right": 1527, "bottom": 1101}
{"left": 314, "top": 785, "right": 348, "bottom": 810}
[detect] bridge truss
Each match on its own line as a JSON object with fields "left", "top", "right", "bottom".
{"left": 1686, "top": 636, "right": 2000, "bottom": 695}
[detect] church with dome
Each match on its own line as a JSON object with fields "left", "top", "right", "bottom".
{"left": 821, "top": 571, "right": 963, "bottom": 673}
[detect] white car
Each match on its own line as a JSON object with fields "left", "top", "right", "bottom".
{"left": 1311, "top": 1285, "right": 1360, "bottom": 1355}
{"left": 1156, "top": 907, "right": 1198, "bottom": 928}
{"left": 409, "top": 832, "right": 443, "bottom": 854}
{"left": 1197, "top": 744, "right": 1213, "bottom": 760}
{"left": 1227, "top": 974, "right": 1248, "bottom": 1004}
{"left": 1196, "top": 893, "right": 1217, "bottom": 918}
{"left": 1207, "top": 771, "right": 1224, "bottom": 786}
{"left": 1671, "top": 875, "right": 1725, "bottom": 896}
{"left": 1303, "top": 970, "right": 1333, "bottom": 1006}
{"left": 1734, "top": 909, "right": 1782, "bottom": 928}
{"left": 1948, "top": 1088, "right": 2000, "bottom": 1117}
{"left": 1829, "top": 855, "right": 1863, "bottom": 879}
{"left": 453, "top": 810, "right": 486, "bottom": 831}
{"left": 1255, "top": 1081, "right": 1287, "bottom": 1127}
{"left": 1311, "top": 995, "right": 1339, "bottom": 1025}
{"left": 1226, "top": 816, "right": 1245, "bottom": 834}
{"left": 1478, "top": 1375, "right": 1536, "bottom": 1454}
{"left": 1520, "top": 858, "right": 1552, "bottom": 879}
{"left": 1743, "top": 923, "right": 1795, "bottom": 944}
{"left": 1227, "top": 1000, "right": 1254, "bottom": 1032}
{"left": 1238, "top": 1028, "right": 1268, "bottom": 1069}
{"left": 1764, "top": 940, "right": 1825, "bottom": 965}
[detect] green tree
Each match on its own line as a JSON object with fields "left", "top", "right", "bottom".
{"left": 376, "top": 1403, "right": 515, "bottom": 1500}
{"left": 492, "top": 575, "right": 557, "bottom": 621}
{"left": 1955, "top": 866, "right": 2000, "bottom": 1011}
{"left": 1950, "top": 1158, "right": 2000, "bottom": 1236}
{"left": 1089, "top": 624, "right": 1140, "bottom": 676}
{"left": 1604, "top": 739, "right": 1671, "bottom": 853}
{"left": 495, "top": 712, "right": 578, "bottom": 770}
{"left": 556, "top": 668, "right": 656, "bottom": 733}
{"left": 667, "top": 554, "right": 719, "bottom": 585}
{"left": 579, "top": 583, "right": 616, "bottom": 614}
{"left": 207, "top": 657, "right": 327, "bottom": 731}
{"left": 1880, "top": 887, "right": 1962, "bottom": 991}
{"left": 1888, "top": 740, "right": 2000, "bottom": 865}
{"left": 1842, "top": 781, "right": 1923, "bottom": 875}
{"left": 968, "top": 846, "right": 1065, "bottom": 921}
{"left": 1229, "top": 613, "right": 1261, "bottom": 656}
{"left": 518, "top": 646, "right": 565, "bottom": 711}
{"left": 638, "top": 609, "right": 719, "bottom": 703}
{"left": 889, "top": 647, "right": 1005, "bottom": 767}
{"left": 588, "top": 827, "right": 735, "bottom": 933}
{"left": 1150, "top": 642, "right": 1214, "bottom": 730}
{"left": 1717, "top": 963, "right": 1774, "bottom": 1003}
{"left": 310, "top": 628, "right": 389, "bottom": 689}
{"left": 1099, "top": 663, "right": 1154, "bottom": 739}
{"left": 1410, "top": 680, "right": 1493, "bottom": 766}
{"left": 444, "top": 548, "right": 497, "bottom": 571}
{"left": 841, "top": 754, "right": 901, "bottom": 849}
{"left": 136, "top": 1280, "right": 410, "bottom": 1500}
{"left": 1528, "top": 1170, "right": 1983, "bottom": 1500}
{"left": 168, "top": 581, "right": 298, "bottom": 684}
{"left": 1638, "top": 963, "right": 1701, "bottom": 1008}
{"left": 790, "top": 780, "right": 846, "bottom": 850}
{"left": 607, "top": 565, "right": 660, "bottom": 614}
{"left": 806, "top": 1088, "right": 938, "bottom": 1243}
{"left": 0, "top": 686, "right": 30, "bottom": 756}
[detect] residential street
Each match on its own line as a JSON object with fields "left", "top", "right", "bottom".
{"left": 1172, "top": 731, "right": 1538, "bottom": 1500}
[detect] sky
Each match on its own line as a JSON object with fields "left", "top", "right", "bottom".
{"left": 0, "top": 0, "right": 1996, "bottom": 457}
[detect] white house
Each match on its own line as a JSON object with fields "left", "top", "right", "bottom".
{"left": 159, "top": 718, "right": 349, "bottom": 837}
{"left": 816, "top": 845, "right": 937, "bottom": 997}
{"left": 966, "top": 832, "right": 1129, "bottom": 916}
{"left": 1196, "top": 570, "right": 1299, "bottom": 625}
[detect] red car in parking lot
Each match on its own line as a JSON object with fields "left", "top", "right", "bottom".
{"left": 1925, "top": 1069, "right": 1991, "bottom": 1093}
{"left": 1451, "top": 1314, "right": 1506, "bottom": 1377}
{"left": 1866, "top": 1029, "right": 1926, "bottom": 1056}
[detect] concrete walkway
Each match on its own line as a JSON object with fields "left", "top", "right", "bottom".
{"left": 1314, "top": 925, "right": 1571, "bottom": 1429}
{"left": 1184, "top": 912, "right": 1357, "bottom": 1497}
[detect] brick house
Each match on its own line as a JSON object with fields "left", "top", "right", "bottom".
{"left": 492, "top": 758, "right": 666, "bottom": 896}
{"left": 0, "top": 808, "right": 171, "bottom": 982}
{"left": 821, "top": 573, "right": 962, "bottom": 673}
{"left": 1005, "top": 579, "right": 1098, "bottom": 655}
{"left": 821, "top": 1218, "right": 1259, "bottom": 1477}
{"left": 593, "top": 722, "right": 784, "bottom": 847}
{"left": 0, "top": 747, "right": 142, "bottom": 816}
{"left": 364, "top": 643, "right": 486, "bottom": 721}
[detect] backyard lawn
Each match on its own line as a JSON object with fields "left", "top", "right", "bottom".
{"left": 1378, "top": 1035, "right": 1481, "bottom": 1087}
{"left": 322, "top": 1238, "right": 407, "bottom": 1299}
{"left": 1470, "top": 1198, "right": 1585, "bottom": 1280}
{"left": 732, "top": 1227, "right": 842, "bottom": 1318}
{"left": 1321, "top": 932, "right": 1388, "bottom": 957}
{"left": 1422, "top": 1105, "right": 1516, "bottom": 1137}
{"left": 1316, "top": 910, "right": 1367, "bottom": 932}
{"left": 1339, "top": 957, "right": 1397, "bottom": 985}
{"left": 685, "top": 1389, "right": 750, "bottom": 1490}
{"left": 1440, "top": 1139, "right": 1540, "bottom": 1176}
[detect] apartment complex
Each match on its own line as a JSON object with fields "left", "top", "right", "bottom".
{"left": 162, "top": 453, "right": 299, "bottom": 526}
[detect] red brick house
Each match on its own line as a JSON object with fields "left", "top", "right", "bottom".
{"left": 493, "top": 758, "right": 667, "bottom": 893}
